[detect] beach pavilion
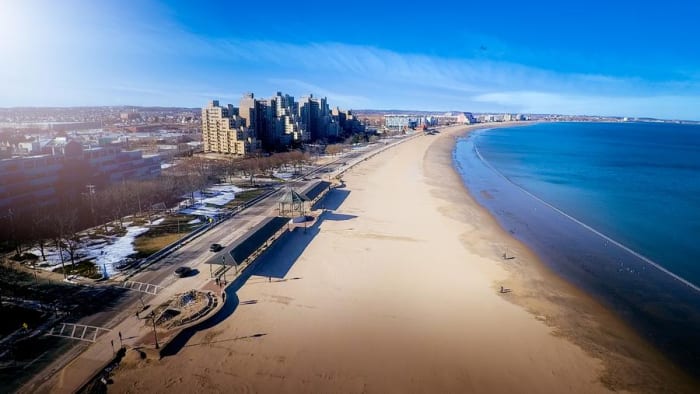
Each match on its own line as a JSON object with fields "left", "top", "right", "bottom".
{"left": 277, "top": 187, "right": 309, "bottom": 217}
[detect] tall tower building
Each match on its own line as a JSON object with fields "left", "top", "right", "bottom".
{"left": 202, "top": 100, "right": 260, "bottom": 155}
{"left": 298, "top": 94, "right": 330, "bottom": 141}
{"left": 239, "top": 93, "right": 256, "bottom": 130}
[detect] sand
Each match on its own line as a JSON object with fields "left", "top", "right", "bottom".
{"left": 108, "top": 125, "right": 697, "bottom": 393}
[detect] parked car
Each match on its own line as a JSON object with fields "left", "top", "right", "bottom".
{"left": 209, "top": 243, "right": 223, "bottom": 252}
{"left": 174, "top": 266, "right": 193, "bottom": 277}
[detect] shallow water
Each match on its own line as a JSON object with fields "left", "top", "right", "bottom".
{"left": 453, "top": 123, "right": 700, "bottom": 376}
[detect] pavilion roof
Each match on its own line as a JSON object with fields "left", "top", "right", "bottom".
{"left": 277, "top": 188, "right": 309, "bottom": 204}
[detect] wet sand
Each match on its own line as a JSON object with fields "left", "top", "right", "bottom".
{"left": 109, "top": 125, "right": 696, "bottom": 393}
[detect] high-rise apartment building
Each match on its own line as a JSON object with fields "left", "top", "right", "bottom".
{"left": 298, "top": 94, "right": 329, "bottom": 141}
{"left": 204, "top": 91, "right": 349, "bottom": 152}
{"left": 202, "top": 100, "right": 260, "bottom": 155}
{"left": 239, "top": 93, "right": 257, "bottom": 131}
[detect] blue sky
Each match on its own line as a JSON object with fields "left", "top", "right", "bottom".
{"left": 1, "top": 0, "right": 699, "bottom": 120}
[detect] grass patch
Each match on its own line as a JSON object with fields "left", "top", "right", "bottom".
{"left": 134, "top": 233, "right": 183, "bottom": 256}
{"left": 132, "top": 214, "right": 200, "bottom": 257}
{"left": 225, "top": 188, "right": 267, "bottom": 209}
{"left": 52, "top": 260, "right": 102, "bottom": 279}
{"left": 147, "top": 214, "right": 199, "bottom": 235}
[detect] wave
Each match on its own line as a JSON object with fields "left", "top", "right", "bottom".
{"left": 470, "top": 135, "right": 700, "bottom": 294}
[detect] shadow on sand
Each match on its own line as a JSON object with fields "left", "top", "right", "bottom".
{"left": 160, "top": 188, "right": 355, "bottom": 357}
{"left": 312, "top": 189, "right": 349, "bottom": 211}
{"left": 253, "top": 189, "right": 354, "bottom": 279}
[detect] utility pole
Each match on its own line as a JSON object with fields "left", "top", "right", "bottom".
{"left": 7, "top": 209, "right": 18, "bottom": 256}
{"left": 57, "top": 238, "right": 67, "bottom": 280}
{"left": 86, "top": 184, "right": 96, "bottom": 226}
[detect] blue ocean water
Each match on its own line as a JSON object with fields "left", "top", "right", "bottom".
{"left": 473, "top": 122, "right": 700, "bottom": 287}
{"left": 453, "top": 122, "right": 700, "bottom": 376}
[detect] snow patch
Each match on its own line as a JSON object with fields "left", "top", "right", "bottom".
{"left": 84, "top": 225, "right": 150, "bottom": 276}
{"left": 178, "top": 184, "right": 246, "bottom": 217}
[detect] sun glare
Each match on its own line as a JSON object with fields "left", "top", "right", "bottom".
{"left": 0, "top": 2, "right": 34, "bottom": 52}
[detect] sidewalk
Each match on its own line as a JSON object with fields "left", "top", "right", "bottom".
{"left": 34, "top": 260, "right": 230, "bottom": 393}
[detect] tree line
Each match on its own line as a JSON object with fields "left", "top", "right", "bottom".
{"left": 0, "top": 150, "right": 315, "bottom": 270}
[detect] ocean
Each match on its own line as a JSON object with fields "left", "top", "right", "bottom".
{"left": 453, "top": 122, "right": 700, "bottom": 376}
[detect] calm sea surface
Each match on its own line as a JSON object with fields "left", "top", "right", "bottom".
{"left": 454, "top": 122, "right": 700, "bottom": 376}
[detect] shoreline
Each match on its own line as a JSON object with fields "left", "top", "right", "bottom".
{"left": 107, "top": 123, "right": 695, "bottom": 393}
{"left": 440, "top": 124, "right": 698, "bottom": 391}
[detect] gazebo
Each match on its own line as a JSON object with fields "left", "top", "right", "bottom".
{"left": 277, "top": 187, "right": 309, "bottom": 217}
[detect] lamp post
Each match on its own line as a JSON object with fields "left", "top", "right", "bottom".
{"left": 222, "top": 255, "right": 227, "bottom": 283}
{"left": 151, "top": 313, "right": 159, "bottom": 349}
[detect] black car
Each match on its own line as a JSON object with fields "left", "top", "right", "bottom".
{"left": 174, "top": 266, "right": 193, "bottom": 277}
{"left": 209, "top": 243, "right": 223, "bottom": 252}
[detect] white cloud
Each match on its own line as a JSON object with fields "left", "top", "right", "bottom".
{"left": 0, "top": 2, "right": 698, "bottom": 120}
{"left": 266, "top": 78, "right": 372, "bottom": 108}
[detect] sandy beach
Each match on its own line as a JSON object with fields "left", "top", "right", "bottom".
{"left": 109, "top": 125, "right": 696, "bottom": 393}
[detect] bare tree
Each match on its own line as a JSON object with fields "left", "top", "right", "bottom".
{"left": 30, "top": 205, "right": 53, "bottom": 262}
{"left": 51, "top": 209, "right": 76, "bottom": 279}
{"left": 326, "top": 144, "right": 343, "bottom": 156}
{"left": 239, "top": 157, "right": 261, "bottom": 186}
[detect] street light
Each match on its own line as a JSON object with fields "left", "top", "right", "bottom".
{"left": 151, "top": 312, "right": 159, "bottom": 349}
{"left": 222, "top": 255, "right": 227, "bottom": 284}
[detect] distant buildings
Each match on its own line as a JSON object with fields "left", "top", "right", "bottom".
{"left": 477, "top": 113, "right": 528, "bottom": 122}
{"left": 384, "top": 114, "right": 426, "bottom": 130}
{"left": 120, "top": 111, "right": 142, "bottom": 121}
{"left": 203, "top": 92, "right": 364, "bottom": 154}
{"left": 436, "top": 112, "right": 477, "bottom": 125}
{"left": 0, "top": 140, "right": 160, "bottom": 214}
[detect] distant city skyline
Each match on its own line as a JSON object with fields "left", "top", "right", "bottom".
{"left": 1, "top": 0, "right": 699, "bottom": 120}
